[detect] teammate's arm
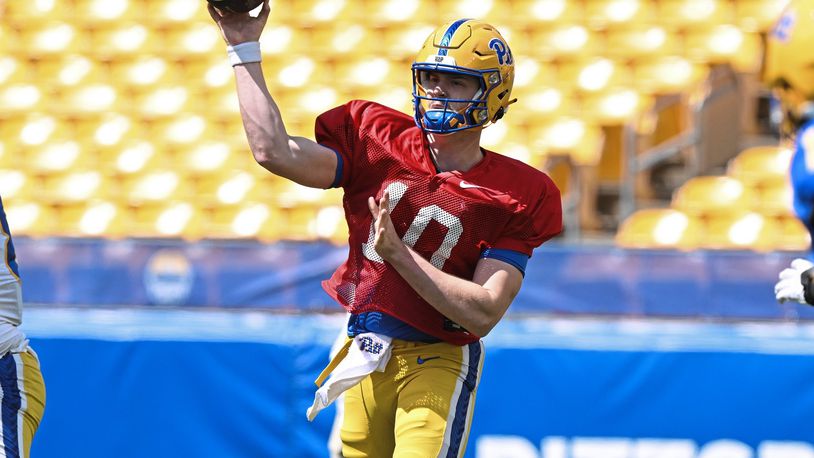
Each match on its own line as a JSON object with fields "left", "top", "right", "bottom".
{"left": 368, "top": 192, "right": 523, "bottom": 337}
{"left": 208, "top": 1, "right": 338, "bottom": 189}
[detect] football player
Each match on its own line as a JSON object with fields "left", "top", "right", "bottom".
{"left": 209, "top": 3, "right": 562, "bottom": 456}
{"left": 0, "top": 195, "right": 46, "bottom": 458}
{"left": 769, "top": 0, "right": 814, "bottom": 305}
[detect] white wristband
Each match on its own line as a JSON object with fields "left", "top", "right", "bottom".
{"left": 226, "top": 41, "right": 262, "bottom": 66}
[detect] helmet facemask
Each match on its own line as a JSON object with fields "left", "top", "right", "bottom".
{"left": 412, "top": 64, "right": 499, "bottom": 134}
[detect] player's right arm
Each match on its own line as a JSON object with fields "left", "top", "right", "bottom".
{"left": 208, "top": 1, "right": 338, "bottom": 189}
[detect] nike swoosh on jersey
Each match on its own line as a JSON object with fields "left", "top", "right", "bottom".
{"left": 459, "top": 181, "right": 480, "bottom": 189}
{"left": 417, "top": 355, "right": 441, "bottom": 364}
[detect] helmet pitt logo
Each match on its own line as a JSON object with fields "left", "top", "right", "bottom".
{"left": 489, "top": 38, "right": 513, "bottom": 66}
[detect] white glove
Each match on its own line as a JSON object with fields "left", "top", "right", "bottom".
{"left": 775, "top": 258, "right": 814, "bottom": 304}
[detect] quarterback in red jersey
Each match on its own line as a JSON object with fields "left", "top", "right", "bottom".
{"left": 210, "top": 4, "right": 561, "bottom": 457}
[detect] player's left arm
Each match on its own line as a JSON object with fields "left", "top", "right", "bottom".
{"left": 368, "top": 192, "right": 523, "bottom": 337}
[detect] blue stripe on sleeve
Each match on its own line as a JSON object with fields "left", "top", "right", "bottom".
{"left": 328, "top": 147, "right": 344, "bottom": 188}
{"left": 480, "top": 248, "right": 529, "bottom": 276}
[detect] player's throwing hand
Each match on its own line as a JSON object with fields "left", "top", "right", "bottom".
{"left": 207, "top": 0, "right": 270, "bottom": 45}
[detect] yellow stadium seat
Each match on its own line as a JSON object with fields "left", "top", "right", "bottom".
{"left": 284, "top": 0, "right": 360, "bottom": 25}
{"left": 24, "top": 141, "right": 93, "bottom": 177}
{"left": 310, "top": 24, "right": 378, "bottom": 57}
{"left": 162, "top": 22, "right": 223, "bottom": 57}
{"left": 775, "top": 215, "right": 812, "bottom": 252}
{"left": 334, "top": 57, "right": 398, "bottom": 92}
{"left": 656, "top": 0, "right": 734, "bottom": 29}
{"left": 256, "top": 25, "right": 312, "bottom": 59}
{"left": 584, "top": 0, "right": 657, "bottom": 28}
{"left": 174, "top": 141, "right": 242, "bottom": 178}
{"left": 41, "top": 171, "right": 112, "bottom": 205}
{"left": 72, "top": 0, "right": 145, "bottom": 26}
{"left": 277, "top": 205, "right": 347, "bottom": 242}
{"left": 17, "top": 22, "right": 88, "bottom": 57}
{"left": 34, "top": 55, "right": 108, "bottom": 89}
{"left": 734, "top": 0, "right": 789, "bottom": 32}
{"left": 530, "top": 25, "right": 602, "bottom": 61}
{"left": 109, "top": 56, "right": 180, "bottom": 90}
{"left": 557, "top": 58, "right": 633, "bottom": 94}
{"left": 55, "top": 83, "right": 125, "bottom": 117}
{"left": 131, "top": 86, "right": 200, "bottom": 119}
{"left": 195, "top": 170, "right": 262, "bottom": 208}
{"left": 605, "top": 26, "right": 683, "bottom": 60}
{"left": 122, "top": 170, "right": 192, "bottom": 206}
{"left": 672, "top": 175, "right": 757, "bottom": 217}
{"left": 182, "top": 55, "right": 234, "bottom": 93}
{"left": 265, "top": 56, "right": 335, "bottom": 90}
{"left": 90, "top": 24, "right": 163, "bottom": 58}
{"left": 755, "top": 177, "right": 794, "bottom": 217}
{"left": 277, "top": 85, "right": 342, "bottom": 121}
{"left": 128, "top": 201, "right": 203, "bottom": 240}
{"left": 96, "top": 141, "right": 164, "bottom": 178}
{"left": 143, "top": 0, "right": 211, "bottom": 27}
{"left": 56, "top": 200, "right": 129, "bottom": 239}
{"left": 206, "top": 202, "right": 280, "bottom": 240}
{"left": 632, "top": 55, "right": 707, "bottom": 95}
{"left": 701, "top": 211, "right": 783, "bottom": 252}
{"left": 512, "top": 56, "right": 556, "bottom": 91}
{"left": 0, "top": 170, "right": 35, "bottom": 201}
{"left": 510, "top": 0, "right": 586, "bottom": 26}
{"left": 311, "top": 205, "right": 349, "bottom": 245}
{"left": 5, "top": 0, "right": 72, "bottom": 24}
{"left": 147, "top": 114, "right": 212, "bottom": 150}
{"left": 1, "top": 201, "right": 57, "bottom": 238}
{"left": 684, "top": 26, "right": 762, "bottom": 72}
{"left": 275, "top": 182, "right": 343, "bottom": 209}
{"left": 581, "top": 88, "right": 654, "bottom": 125}
{"left": 0, "top": 56, "right": 34, "bottom": 86}
{"left": 73, "top": 113, "right": 144, "bottom": 153}
{"left": 529, "top": 117, "right": 605, "bottom": 166}
{"left": 0, "top": 84, "right": 48, "bottom": 114}
{"left": 726, "top": 145, "right": 792, "bottom": 188}
{"left": 354, "top": 84, "right": 413, "bottom": 116}
{"left": 0, "top": 114, "right": 66, "bottom": 148}
{"left": 616, "top": 208, "right": 704, "bottom": 250}
{"left": 201, "top": 87, "right": 241, "bottom": 122}
{"left": 0, "top": 142, "right": 18, "bottom": 169}
{"left": 435, "top": 0, "right": 512, "bottom": 25}
{"left": 380, "top": 23, "right": 436, "bottom": 59}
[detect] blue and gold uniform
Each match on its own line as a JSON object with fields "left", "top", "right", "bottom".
{"left": 0, "top": 196, "right": 45, "bottom": 458}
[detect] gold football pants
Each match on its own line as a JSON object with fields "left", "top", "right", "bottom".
{"left": 340, "top": 338, "right": 484, "bottom": 458}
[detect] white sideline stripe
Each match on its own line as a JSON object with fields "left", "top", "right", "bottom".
{"left": 20, "top": 308, "right": 814, "bottom": 355}
{"left": 15, "top": 353, "right": 25, "bottom": 458}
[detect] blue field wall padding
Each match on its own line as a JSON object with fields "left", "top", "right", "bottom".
{"left": 14, "top": 237, "right": 814, "bottom": 320}
{"left": 24, "top": 311, "right": 814, "bottom": 458}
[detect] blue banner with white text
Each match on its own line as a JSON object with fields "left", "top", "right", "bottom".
{"left": 25, "top": 310, "right": 814, "bottom": 458}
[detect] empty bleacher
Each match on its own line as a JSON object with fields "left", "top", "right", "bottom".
{"left": 0, "top": 0, "right": 795, "bottom": 249}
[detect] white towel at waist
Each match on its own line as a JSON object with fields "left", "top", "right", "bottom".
{"left": 306, "top": 332, "right": 393, "bottom": 421}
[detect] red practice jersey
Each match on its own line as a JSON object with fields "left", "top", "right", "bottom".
{"left": 316, "top": 100, "right": 562, "bottom": 345}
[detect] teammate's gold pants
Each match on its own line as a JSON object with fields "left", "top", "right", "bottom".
{"left": 340, "top": 338, "right": 484, "bottom": 458}
{"left": 0, "top": 348, "right": 45, "bottom": 458}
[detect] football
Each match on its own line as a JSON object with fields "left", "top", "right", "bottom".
{"left": 207, "top": 0, "right": 264, "bottom": 14}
